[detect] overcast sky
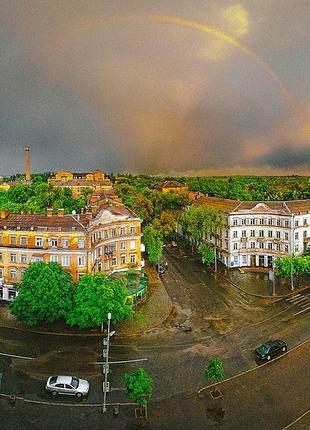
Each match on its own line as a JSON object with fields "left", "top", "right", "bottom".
{"left": 1, "top": 1, "right": 309, "bottom": 176}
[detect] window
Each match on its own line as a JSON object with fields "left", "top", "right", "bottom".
{"left": 233, "top": 219, "right": 238, "bottom": 226}
{"left": 121, "top": 254, "right": 126, "bottom": 264}
{"left": 259, "top": 230, "right": 264, "bottom": 238}
{"left": 10, "top": 253, "right": 17, "bottom": 263}
{"left": 233, "top": 243, "right": 238, "bottom": 250}
{"left": 241, "top": 219, "right": 245, "bottom": 225}
{"left": 120, "top": 227, "right": 126, "bottom": 236}
{"left": 268, "top": 219, "right": 272, "bottom": 226}
{"left": 36, "top": 237, "right": 43, "bottom": 247}
{"left": 250, "top": 242, "right": 255, "bottom": 248}
{"left": 225, "top": 241, "right": 228, "bottom": 249}
{"left": 112, "top": 228, "right": 116, "bottom": 237}
{"left": 130, "top": 226, "right": 136, "bottom": 235}
{"left": 62, "top": 255, "right": 70, "bottom": 266}
{"left": 50, "top": 255, "right": 58, "bottom": 263}
{"left": 285, "top": 220, "right": 289, "bottom": 228}
{"left": 130, "top": 240, "right": 136, "bottom": 250}
{"left": 241, "top": 230, "right": 246, "bottom": 237}
{"left": 130, "top": 254, "right": 136, "bottom": 263}
{"left": 112, "top": 256, "right": 117, "bottom": 266}
{"left": 303, "top": 230, "right": 307, "bottom": 238}
{"left": 241, "top": 242, "right": 246, "bottom": 249}
{"left": 78, "top": 238, "right": 84, "bottom": 248}
{"left": 10, "top": 268, "right": 16, "bottom": 279}
{"left": 295, "top": 244, "right": 299, "bottom": 252}
{"left": 268, "top": 242, "right": 273, "bottom": 250}
{"left": 121, "top": 241, "right": 126, "bottom": 250}
{"left": 0, "top": 236, "right": 2, "bottom": 244}
{"left": 62, "top": 238, "right": 69, "bottom": 248}
{"left": 295, "top": 220, "right": 299, "bottom": 227}
{"left": 295, "top": 232, "right": 299, "bottom": 240}
{"left": 250, "top": 230, "right": 255, "bottom": 237}
{"left": 284, "top": 232, "right": 289, "bottom": 240}
{"left": 10, "top": 236, "right": 16, "bottom": 245}
{"left": 233, "top": 231, "right": 238, "bottom": 238}
{"left": 234, "top": 256, "right": 238, "bottom": 263}
{"left": 78, "top": 256, "right": 85, "bottom": 267}
{"left": 276, "top": 231, "right": 281, "bottom": 239}
{"left": 20, "top": 254, "right": 27, "bottom": 264}
{"left": 20, "top": 236, "right": 28, "bottom": 245}
{"left": 268, "top": 231, "right": 273, "bottom": 238}
{"left": 104, "top": 230, "right": 108, "bottom": 238}
{"left": 0, "top": 253, "right": 2, "bottom": 262}
{"left": 20, "top": 268, "right": 26, "bottom": 278}
{"left": 259, "top": 218, "right": 264, "bottom": 225}
{"left": 284, "top": 245, "right": 289, "bottom": 253}
{"left": 34, "top": 256, "right": 43, "bottom": 262}
{"left": 276, "top": 219, "right": 280, "bottom": 226}
{"left": 250, "top": 218, "right": 255, "bottom": 225}
{"left": 50, "top": 238, "right": 58, "bottom": 247}
{"left": 259, "top": 242, "right": 264, "bottom": 249}
{"left": 275, "top": 243, "right": 280, "bottom": 251}
{"left": 303, "top": 218, "right": 308, "bottom": 226}
{"left": 0, "top": 268, "right": 3, "bottom": 278}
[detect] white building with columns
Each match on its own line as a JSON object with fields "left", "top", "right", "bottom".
{"left": 195, "top": 197, "right": 310, "bottom": 270}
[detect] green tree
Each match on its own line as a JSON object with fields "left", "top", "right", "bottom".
{"left": 10, "top": 262, "right": 74, "bottom": 326}
{"left": 204, "top": 357, "right": 224, "bottom": 383}
{"left": 143, "top": 225, "right": 164, "bottom": 264}
{"left": 153, "top": 209, "right": 179, "bottom": 238}
{"left": 66, "top": 274, "right": 131, "bottom": 329}
{"left": 124, "top": 368, "right": 153, "bottom": 407}
{"left": 197, "top": 243, "right": 215, "bottom": 266}
{"left": 132, "top": 194, "right": 154, "bottom": 223}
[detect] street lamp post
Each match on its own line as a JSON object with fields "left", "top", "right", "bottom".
{"left": 290, "top": 215, "right": 294, "bottom": 291}
{"left": 102, "top": 312, "right": 111, "bottom": 413}
{"left": 213, "top": 235, "right": 217, "bottom": 273}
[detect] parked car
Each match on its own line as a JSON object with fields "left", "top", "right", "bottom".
{"left": 45, "top": 375, "right": 89, "bottom": 398}
{"left": 156, "top": 263, "right": 166, "bottom": 275}
{"left": 255, "top": 340, "right": 287, "bottom": 361}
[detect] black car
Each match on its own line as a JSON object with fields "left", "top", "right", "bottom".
{"left": 255, "top": 340, "right": 287, "bottom": 361}
{"left": 156, "top": 263, "right": 166, "bottom": 275}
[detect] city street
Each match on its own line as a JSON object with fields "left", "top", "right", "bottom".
{"left": 0, "top": 245, "right": 309, "bottom": 427}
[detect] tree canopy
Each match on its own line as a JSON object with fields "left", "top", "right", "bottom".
{"left": 66, "top": 273, "right": 131, "bottom": 329}
{"left": 198, "top": 243, "right": 215, "bottom": 266}
{"left": 143, "top": 225, "right": 164, "bottom": 264}
{"left": 275, "top": 256, "right": 310, "bottom": 278}
{"left": 124, "top": 368, "right": 153, "bottom": 407}
{"left": 204, "top": 357, "right": 224, "bottom": 383}
{"left": 10, "top": 262, "right": 74, "bottom": 326}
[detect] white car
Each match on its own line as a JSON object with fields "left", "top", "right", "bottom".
{"left": 45, "top": 375, "right": 89, "bottom": 398}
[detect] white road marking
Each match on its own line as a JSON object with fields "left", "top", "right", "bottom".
{"left": 301, "top": 301, "right": 310, "bottom": 308}
{"left": 293, "top": 306, "right": 310, "bottom": 316}
{"left": 0, "top": 352, "right": 34, "bottom": 360}
{"left": 286, "top": 294, "right": 302, "bottom": 302}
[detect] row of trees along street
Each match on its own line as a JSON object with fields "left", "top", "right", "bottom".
{"left": 10, "top": 262, "right": 131, "bottom": 327}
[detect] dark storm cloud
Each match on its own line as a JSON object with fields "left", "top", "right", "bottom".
{"left": 0, "top": 1, "right": 309, "bottom": 175}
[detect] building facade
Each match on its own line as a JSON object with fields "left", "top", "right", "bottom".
{"left": 0, "top": 201, "right": 143, "bottom": 285}
{"left": 48, "top": 170, "right": 112, "bottom": 198}
{"left": 195, "top": 197, "right": 310, "bottom": 270}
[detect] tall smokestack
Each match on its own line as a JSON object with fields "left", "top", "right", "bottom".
{"left": 24, "top": 146, "right": 31, "bottom": 181}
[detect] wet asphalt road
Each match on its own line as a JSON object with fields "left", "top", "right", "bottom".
{"left": 0, "top": 245, "right": 309, "bottom": 426}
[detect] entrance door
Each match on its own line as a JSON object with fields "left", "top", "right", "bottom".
{"left": 250, "top": 255, "right": 256, "bottom": 266}
{"left": 259, "top": 255, "right": 264, "bottom": 267}
{"left": 267, "top": 256, "right": 273, "bottom": 268}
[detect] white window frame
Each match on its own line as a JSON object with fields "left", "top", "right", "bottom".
{"left": 36, "top": 237, "right": 43, "bottom": 247}
{"left": 62, "top": 255, "right": 70, "bottom": 267}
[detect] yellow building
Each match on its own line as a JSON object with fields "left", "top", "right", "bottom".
{"left": 0, "top": 203, "right": 143, "bottom": 285}
{"left": 48, "top": 170, "right": 112, "bottom": 197}
{"left": 157, "top": 180, "right": 189, "bottom": 194}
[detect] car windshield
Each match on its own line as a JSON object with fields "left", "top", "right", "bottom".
{"left": 71, "top": 377, "right": 79, "bottom": 389}
{"left": 259, "top": 345, "right": 269, "bottom": 353}
{"left": 50, "top": 376, "right": 57, "bottom": 384}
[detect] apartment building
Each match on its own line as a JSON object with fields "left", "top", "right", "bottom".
{"left": 195, "top": 197, "right": 310, "bottom": 269}
{"left": 48, "top": 170, "right": 112, "bottom": 197}
{"left": 0, "top": 201, "right": 143, "bottom": 285}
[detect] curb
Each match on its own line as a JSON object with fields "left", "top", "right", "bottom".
{"left": 197, "top": 337, "right": 310, "bottom": 394}
{"left": 281, "top": 407, "right": 310, "bottom": 430}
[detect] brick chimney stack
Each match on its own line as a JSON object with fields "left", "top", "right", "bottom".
{"left": 24, "top": 146, "right": 31, "bottom": 181}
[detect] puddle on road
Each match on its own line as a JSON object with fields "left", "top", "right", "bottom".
{"left": 206, "top": 406, "right": 226, "bottom": 423}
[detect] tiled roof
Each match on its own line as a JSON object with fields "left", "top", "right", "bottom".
{"left": 162, "top": 180, "right": 188, "bottom": 188}
{"left": 99, "top": 202, "right": 139, "bottom": 219}
{"left": 0, "top": 214, "right": 88, "bottom": 232}
{"left": 235, "top": 201, "right": 291, "bottom": 215}
{"left": 194, "top": 196, "right": 240, "bottom": 213}
{"left": 285, "top": 200, "right": 310, "bottom": 214}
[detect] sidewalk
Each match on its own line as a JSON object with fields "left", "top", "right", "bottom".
{"left": 0, "top": 266, "right": 172, "bottom": 337}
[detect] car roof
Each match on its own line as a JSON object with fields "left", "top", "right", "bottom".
{"left": 55, "top": 376, "right": 74, "bottom": 384}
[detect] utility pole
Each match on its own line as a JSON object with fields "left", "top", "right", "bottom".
{"left": 102, "top": 312, "right": 111, "bottom": 413}
{"left": 213, "top": 235, "right": 217, "bottom": 273}
{"left": 290, "top": 215, "right": 294, "bottom": 291}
